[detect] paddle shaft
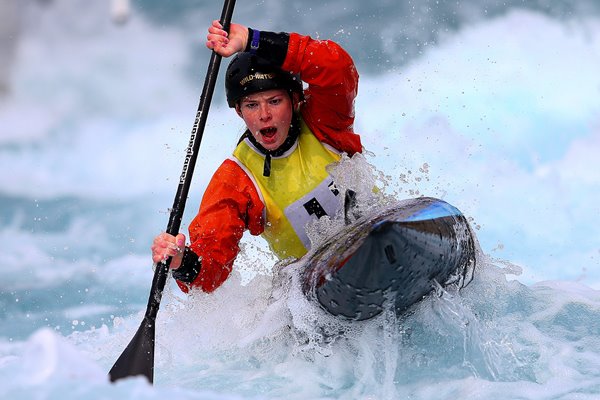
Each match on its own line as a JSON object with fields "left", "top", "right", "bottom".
{"left": 148, "top": 0, "right": 236, "bottom": 321}
{"left": 109, "top": 0, "right": 236, "bottom": 383}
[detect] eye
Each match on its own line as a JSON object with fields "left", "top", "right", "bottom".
{"left": 243, "top": 102, "right": 258, "bottom": 110}
{"left": 269, "top": 98, "right": 283, "bottom": 105}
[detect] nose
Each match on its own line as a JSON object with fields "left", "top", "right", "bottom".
{"left": 258, "top": 103, "right": 271, "bottom": 121}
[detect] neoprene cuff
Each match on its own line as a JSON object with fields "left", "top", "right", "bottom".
{"left": 171, "top": 246, "right": 201, "bottom": 283}
{"left": 248, "top": 28, "right": 260, "bottom": 54}
{"left": 244, "top": 27, "right": 289, "bottom": 67}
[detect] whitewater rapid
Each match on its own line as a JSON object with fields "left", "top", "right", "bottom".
{"left": 1, "top": 1, "right": 599, "bottom": 399}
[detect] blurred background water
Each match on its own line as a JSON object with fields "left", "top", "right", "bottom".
{"left": 1, "top": 0, "right": 599, "bottom": 399}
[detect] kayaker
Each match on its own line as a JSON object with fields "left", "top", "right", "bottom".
{"left": 151, "top": 19, "right": 362, "bottom": 293}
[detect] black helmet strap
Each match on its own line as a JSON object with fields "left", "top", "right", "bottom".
{"left": 241, "top": 113, "right": 302, "bottom": 177}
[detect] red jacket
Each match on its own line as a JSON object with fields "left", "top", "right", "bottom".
{"left": 179, "top": 32, "right": 362, "bottom": 293}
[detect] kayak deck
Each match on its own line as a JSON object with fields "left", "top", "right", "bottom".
{"left": 302, "top": 197, "right": 476, "bottom": 320}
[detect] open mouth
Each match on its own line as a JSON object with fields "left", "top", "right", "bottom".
{"left": 260, "top": 127, "right": 277, "bottom": 138}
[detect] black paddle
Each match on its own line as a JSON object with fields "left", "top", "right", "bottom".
{"left": 108, "top": 0, "right": 236, "bottom": 383}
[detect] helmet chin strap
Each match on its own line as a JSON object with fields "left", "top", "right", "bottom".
{"left": 242, "top": 112, "right": 302, "bottom": 177}
{"left": 291, "top": 91, "right": 303, "bottom": 112}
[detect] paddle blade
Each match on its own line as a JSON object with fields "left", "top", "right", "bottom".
{"left": 108, "top": 317, "right": 155, "bottom": 383}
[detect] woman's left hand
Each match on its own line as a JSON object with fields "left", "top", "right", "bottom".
{"left": 206, "top": 20, "right": 248, "bottom": 57}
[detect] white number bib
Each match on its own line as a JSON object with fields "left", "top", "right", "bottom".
{"left": 284, "top": 178, "right": 342, "bottom": 249}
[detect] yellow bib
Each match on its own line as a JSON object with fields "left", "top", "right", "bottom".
{"left": 232, "top": 119, "right": 342, "bottom": 259}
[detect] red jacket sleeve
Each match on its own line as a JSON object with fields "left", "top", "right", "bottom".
{"left": 283, "top": 33, "right": 362, "bottom": 155}
{"left": 177, "top": 159, "right": 264, "bottom": 293}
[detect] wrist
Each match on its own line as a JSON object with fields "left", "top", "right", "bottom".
{"left": 245, "top": 27, "right": 260, "bottom": 54}
{"left": 243, "top": 29, "right": 289, "bottom": 66}
{"left": 171, "top": 247, "right": 202, "bottom": 283}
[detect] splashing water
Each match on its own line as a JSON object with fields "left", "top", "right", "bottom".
{"left": 1, "top": 1, "right": 600, "bottom": 399}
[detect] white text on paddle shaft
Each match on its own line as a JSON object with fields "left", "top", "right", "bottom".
{"left": 179, "top": 110, "right": 202, "bottom": 184}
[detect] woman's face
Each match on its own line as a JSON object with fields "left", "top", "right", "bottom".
{"left": 237, "top": 89, "right": 294, "bottom": 151}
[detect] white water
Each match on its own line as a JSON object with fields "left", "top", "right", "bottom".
{"left": 1, "top": 1, "right": 599, "bottom": 399}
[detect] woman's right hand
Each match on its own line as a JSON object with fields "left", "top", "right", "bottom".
{"left": 151, "top": 232, "right": 186, "bottom": 269}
